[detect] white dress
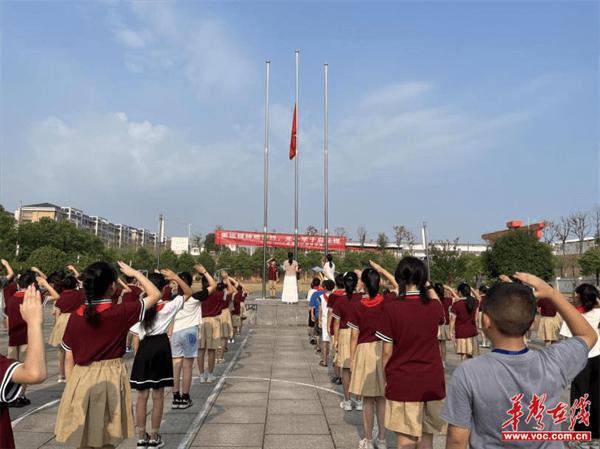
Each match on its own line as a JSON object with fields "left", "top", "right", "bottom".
{"left": 323, "top": 262, "right": 336, "bottom": 281}
{"left": 282, "top": 260, "right": 299, "bottom": 304}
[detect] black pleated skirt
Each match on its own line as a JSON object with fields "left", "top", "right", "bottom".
{"left": 129, "top": 334, "right": 174, "bottom": 390}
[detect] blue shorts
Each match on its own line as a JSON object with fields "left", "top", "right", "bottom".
{"left": 171, "top": 327, "right": 199, "bottom": 358}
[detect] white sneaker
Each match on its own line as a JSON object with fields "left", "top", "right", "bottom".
{"left": 199, "top": 373, "right": 207, "bottom": 383}
{"left": 354, "top": 399, "right": 363, "bottom": 411}
{"left": 358, "top": 438, "right": 374, "bottom": 449}
{"left": 206, "top": 373, "right": 217, "bottom": 383}
{"left": 340, "top": 400, "right": 353, "bottom": 411}
{"left": 375, "top": 438, "right": 387, "bottom": 449}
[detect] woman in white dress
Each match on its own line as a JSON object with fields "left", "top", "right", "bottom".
{"left": 282, "top": 252, "right": 299, "bottom": 304}
{"left": 322, "top": 254, "right": 336, "bottom": 281}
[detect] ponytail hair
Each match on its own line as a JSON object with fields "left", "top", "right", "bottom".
{"left": 343, "top": 271, "right": 358, "bottom": 297}
{"left": 433, "top": 283, "right": 445, "bottom": 300}
{"left": 458, "top": 283, "right": 476, "bottom": 313}
{"left": 81, "top": 262, "right": 117, "bottom": 326}
{"left": 287, "top": 252, "right": 294, "bottom": 264}
{"left": 62, "top": 275, "right": 78, "bottom": 290}
{"left": 326, "top": 253, "right": 333, "bottom": 269}
{"left": 361, "top": 268, "right": 380, "bottom": 298}
{"left": 394, "top": 256, "right": 429, "bottom": 303}
{"left": 143, "top": 273, "right": 168, "bottom": 330}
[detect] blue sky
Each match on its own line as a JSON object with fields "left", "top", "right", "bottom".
{"left": 1, "top": 1, "right": 598, "bottom": 243}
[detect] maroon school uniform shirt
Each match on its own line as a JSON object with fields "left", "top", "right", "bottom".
{"left": 2, "top": 283, "right": 17, "bottom": 305}
{"left": 440, "top": 297, "right": 452, "bottom": 325}
{"left": 347, "top": 294, "right": 390, "bottom": 344}
{"left": 376, "top": 291, "right": 445, "bottom": 402}
{"left": 450, "top": 298, "right": 479, "bottom": 338}
{"left": 332, "top": 292, "right": 362, "bottom": 329}
{"left": 5, "top": 291, "right": 35, "bottom": 347}
{"left": 61, "top": 298, "right": 145, "bottom": 365}
{"left": 222, "top": 292, "right": 232, "bottom": 311}
{"left": 56, "top": 289, "right": 85, "bottom": 313}
{"left": 327, "top": 289, "right": 344, "bottom": 334}
{"left": 193, "top": 290, "right": 221, "bottom": 318}
{"left": 232, "top": 290, "right": 247, "bottom": 316}
{"left": 0, "top": 355, "right": 22, "bottom": 449}
{"left": 122, "top": 285, "right": 143, "bottom": 303}
{"left": 268, "top": 266, "right": 278, "bottom": 281}
{"left": 537, "top": 297, "right": 558, "bottom": 317}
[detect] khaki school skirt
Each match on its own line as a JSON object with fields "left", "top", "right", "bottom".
{"left": 336, "top": 328, "right": 352, "bottom": 369}
{"left": 232, "top": 314, "right": 242, "bottom": 328}
{"left": 538, "top": 315, "right": 561, "bottom": 341}
{"left": 385, "top": 399, "right": 446, "bottom": 437}
{"left": 437, "top": 324, "right": 450, "bottom": 341}
{"left": 200, "top": 316, "right": 222, "bottom": 350}
{"left": 455, "top": 337, "right": 475, "bottom": 356}
{"left": 48, "top": 313, "right": 70, "bottom": 347}
{"left": 220, "top": 309, "right": 233, "bottom": 338}
{"left": 55, "top": 358, "right": 134, "bottom": 448}
{"left": 349, "top": 341, "right": 385, "bottom": 397}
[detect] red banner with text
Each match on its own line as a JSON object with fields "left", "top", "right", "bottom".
{"left": 215, "top": 229, "right": 347, "bottom": 251}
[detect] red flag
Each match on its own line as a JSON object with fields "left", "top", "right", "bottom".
{"left": 289, "top": 103, "right": 297, "bottom": 160}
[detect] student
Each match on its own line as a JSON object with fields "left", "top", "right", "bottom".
{"left": 5, "top": 271, "right": 57, "bottom": 407}
{"left": 328, "top": 274, "right": 346, "bottom": 385}
{"left": 307, "top": 278, "right": 322, "bottom": 345}
{"left": 54, "top": 261, "right": 161, "bottom": 449}
{"left": 308, "top": 283, "right": 321, "bottom": 352}
{"left": 130, "top": 269, "right": 192, "bottom": 449}
{"left": 450, "top": 283, "right": 479, "bottom": 361}
{"left": 48, "top": 275, "right": 84, "bottom": 382}
{"left": 219, "top": 272, "right": 235, "bottom": 349}
{"left": 1, "top": 259, "right": 16, "bottom": 331}
{"left": 376, "top": 256, "right": 445, "bottom": 449}
{"left": 560, "top": 283, "right": 600, "bottom": 441}
{"left": 537, "top": 294, "right": 561, "bottom": 346}
{"left": 442, "top": 273, "right": 598, "bottom": 449}
{"left": 332, "top": 271, "right": 363, "bottom": 412}
{"left": 317, "top": 280, "right": 335, "bottom": 366}
{"left": 348, "top": 268, "right": 388, "bottom": 449}
{"left": 171, "top": 267, "right": 214, "bottom": 409}
{"left": 1, "top": 285, "right": 47, "bottom": 449}
{"left": 476, "top": 286, "right": 490, "bottom": 348}
{"left": 434, "top": 283, "right": 452, "bottom": 364}
{"left": 267, "top": 258, "right": 279, "bottom": 299}
{"left": 195, "top": 267, "right": 222, "bottom": 383}
{"left": 229, "top": 278, "right": 248, "bottom": 337}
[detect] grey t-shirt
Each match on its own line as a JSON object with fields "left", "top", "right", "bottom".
{"left": 441, "top": 337, "right": 589, "bottom": 449}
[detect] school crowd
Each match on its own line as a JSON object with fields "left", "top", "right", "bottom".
{"left": 0, "top": 259, "right": 247, "bottom": 449}
{"left": 305, "top": 256, "right": 600, "bottom": 449}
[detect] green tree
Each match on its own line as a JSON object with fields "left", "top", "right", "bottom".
{"left": 377, "top": 233, "right": 389, "bottom": 252}
{"left": 430, "top": 240, "right": 465, "bottom": 284}
{"left": 132, "top": 247, "right": 156, "bottom": 271}
{"left": 25, "top": 246, "right": 69, "bottom": 274}
{"left": 159, "top": 249, "right": 178, "bottom": 270}
{"left": 176, "top": 253, "right": 196, "bottom": 273}
{"left": 204, "top": 233, "right": 217, "bottom": 253}
{"left": 578, "top": 247, "right": 600, "bottom": 285}
{"left": 0, "top": 205, "right": 16, "bottom": 260}
{"left": 483, "top": 230, "right": 554, "bottom": 280}
{"left": 196, "top": 252, "right": 216, "bottom": 274}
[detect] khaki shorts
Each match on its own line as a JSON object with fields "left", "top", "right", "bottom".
{"left": 385, "top": 399, "right": 446, "bottom": 437}
{"left": 8, "top": 345, "right": 27, "bottom": 361}
{"left": 200, "top": 316, "right": 221, "bottom": 350}
{"left": 268, "top": 280, "right": 276, "bottom": 290}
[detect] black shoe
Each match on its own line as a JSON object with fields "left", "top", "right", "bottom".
{"left": 179, "top": 394, "right": 193, "bottom": 409}
{"left": 335, "top": 377, "right": 343, "bottom": 385}
{"left": 9, "top": 397, "right": 29, "bottom": 408}
{"left": 136, "top": 433, "right": 150, "bottom": 449}
{"left": 20, "top": 397, "right": 31, "bottom": 406}
{"left": 172, "top": 392, "right": 182, "bottom": 409}
{"left": 148, "top": 434, "right": 165, "bottom": 448}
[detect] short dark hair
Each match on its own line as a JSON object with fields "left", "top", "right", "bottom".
{"left": 482, "top": 283, "right": 536, "bottom": 337}
{"left": 575, "top": 283, "right": 599, "bottom": 313}
{"left": 18, "top": 270, "right": 37, "bottom": 289}
{"left": 311, "top": 278, "right": 321, "bottom": 288}
{"left": 322, "top": 280, "right": 335, "bottom": 291}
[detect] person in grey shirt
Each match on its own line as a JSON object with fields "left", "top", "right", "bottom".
{"left": 442, "top": 273, "right": 598, "bottom": 449}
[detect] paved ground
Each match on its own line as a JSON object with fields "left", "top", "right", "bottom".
{"left": 5, "top": 302, "right": 557, "bottom": 449}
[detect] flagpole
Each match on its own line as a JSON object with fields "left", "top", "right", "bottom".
{"left": 422, "top": 221, "right": 431, "bottom": 281}
{"left": 323, "top": 63, "right": 329, "bottom": 256}
{"left": 294, "top": 49, "right": 299, "bottom": 261}
{"left": 262, "top": 60, "right": 270, "bottom": 301}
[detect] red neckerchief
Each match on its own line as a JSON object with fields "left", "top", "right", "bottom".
{"left": 576, "top": 306, "right": 587, "bottom": 313}
{"left": 155, "top": 302, "right": 166, "bottom": 312}
{"left": 76, "top": 301, "right": 113, "bottom": 316}
{"left": 321, "top": 292, "right": 330, "bottom": 303}
{"left": 13, "top": 291, "right": 25, "bottom": 299}
{"left": 361, "top": 294, "right": 384, "bottom": 308}
{"left": 332, "top": 289, "right": 344, "bottom": 296}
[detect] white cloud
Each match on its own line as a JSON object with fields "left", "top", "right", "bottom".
{"left": 113, "top": 28, "right": 148, "bottom": 49}
{"left": 109, "top": 2, "right": 255, "bottom": 97}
